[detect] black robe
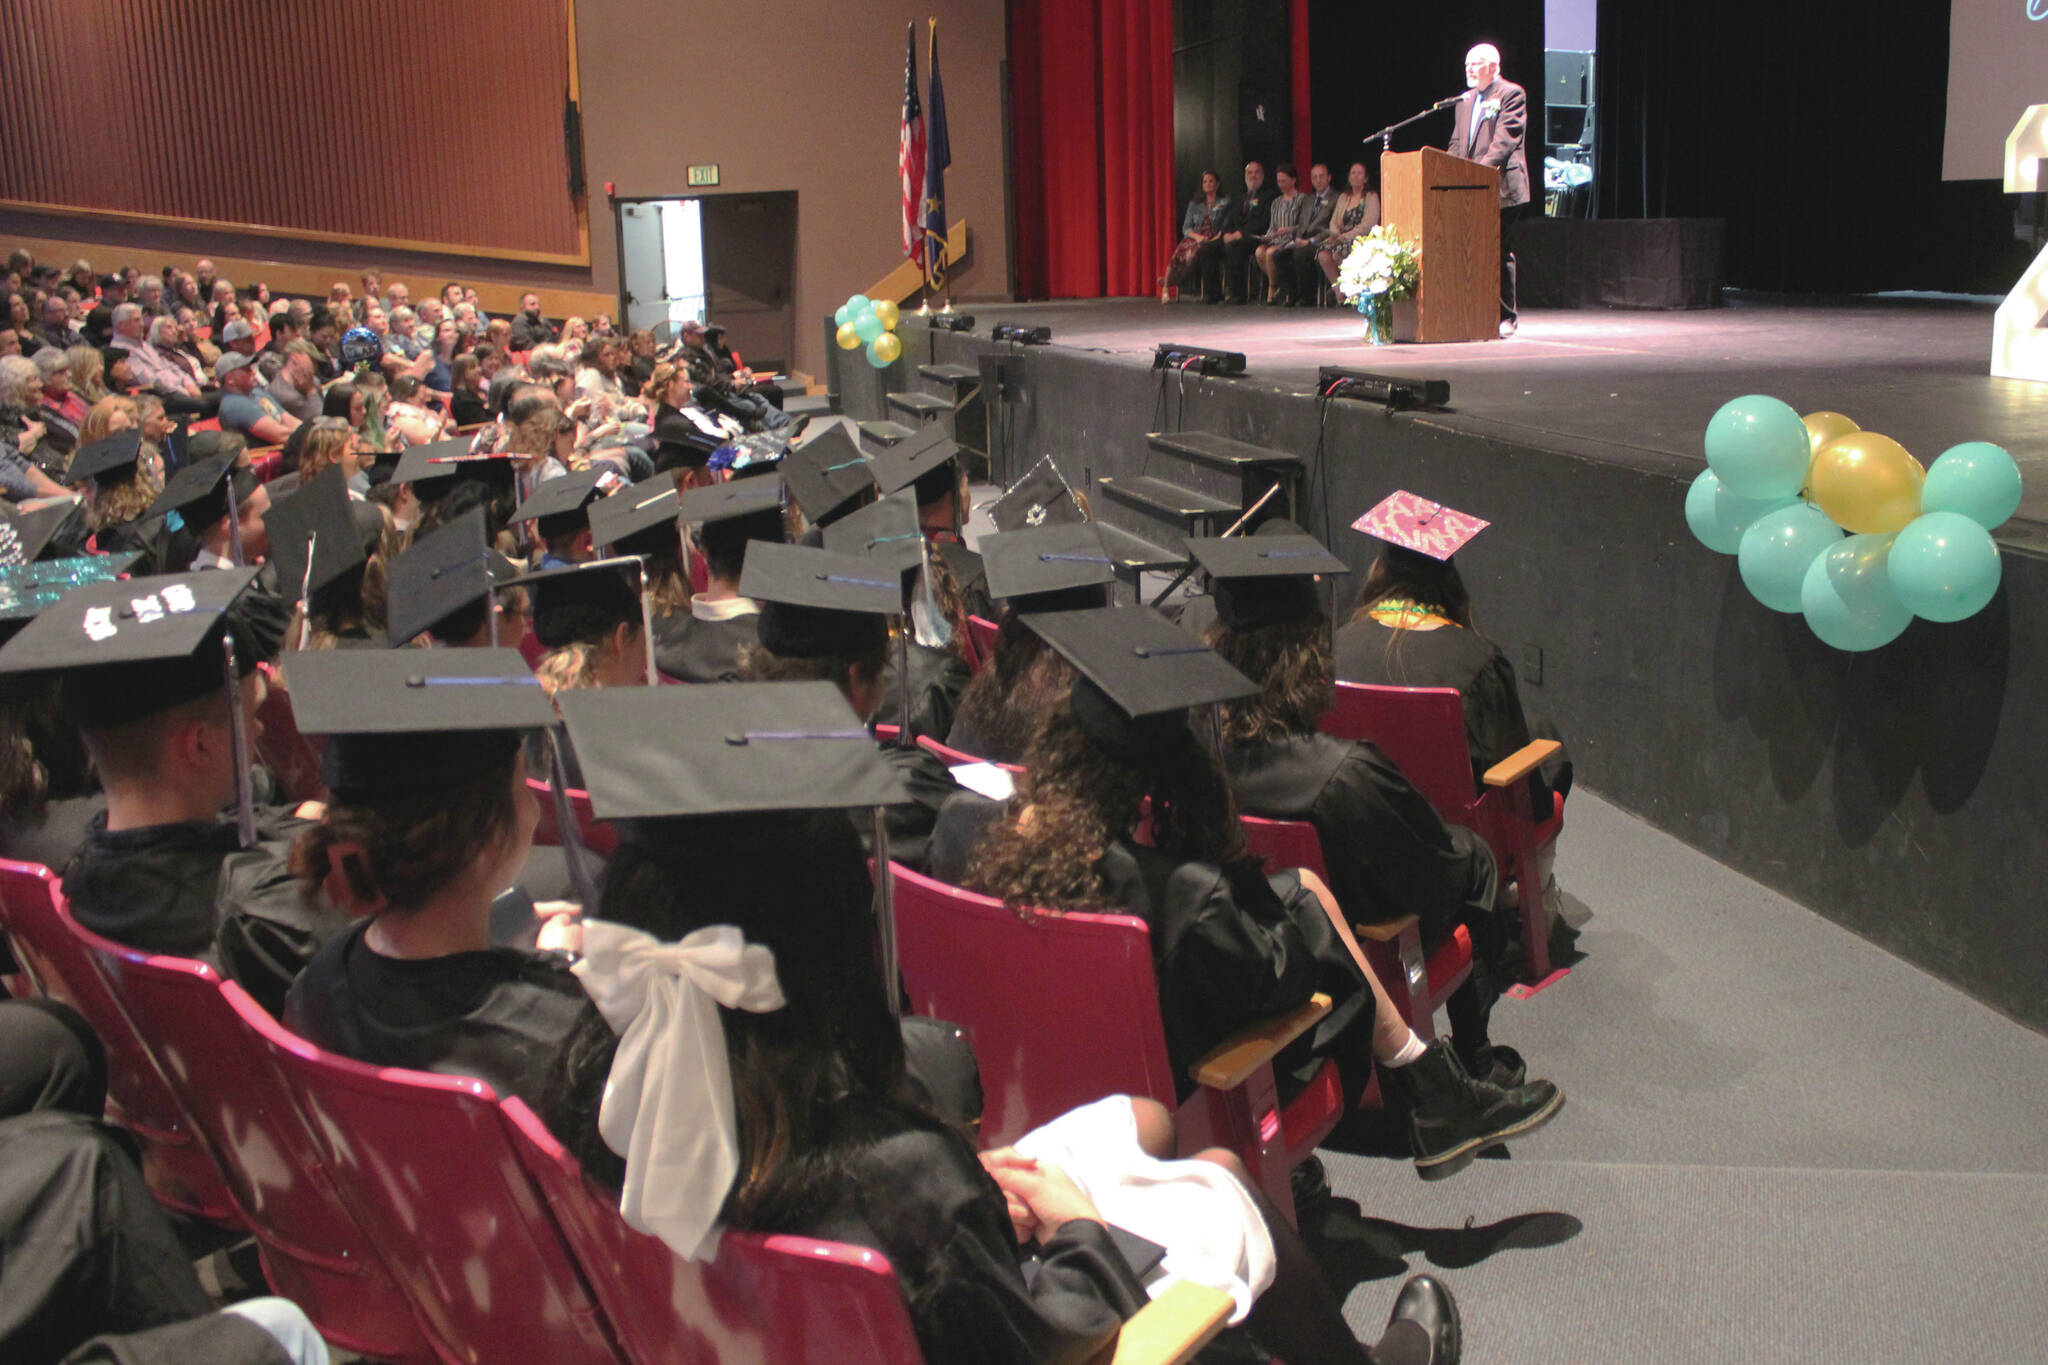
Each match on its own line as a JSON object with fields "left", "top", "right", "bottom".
{"left": 282, "top": 919, "right": 588, "bottom": 1112}
{"left": 59, "top": 806, "right": 350, "bottom": 1017}
{"left": 934, "top": 540, "right": 996, "bottom": 624}
{"left": 654, "top": 608, "right": 758, "bottom": 684}
{"left": 56, "top": 1315, "right": 290, "bottom": 1365}
{"left": 858, "top": 741, "right": 961, "bottom": 873}
{"left": 0, "top": 795, "right": 106, "bottom": 881}
{"left": 872, "top": 642, "right": 973, "bottom": 744}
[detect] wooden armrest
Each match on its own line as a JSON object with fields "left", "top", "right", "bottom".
{"left": 1482, "top": 738, "right": 1563, "bottom": 789}
{"left": 1111, "top": 1278, "right": 1235, "bottom": 1365}
{"left": 1189, "top": 993, "right": 1332, "bottom": 1090}
{"left": 1353, "top": 914, "right": 1420, "bottom": 944}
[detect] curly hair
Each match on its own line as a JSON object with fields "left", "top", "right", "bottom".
{"left": 81, "top": 452, "right": 164, "bottom": 534}
{"left": 534, "top": 643, "right": 602, "bottom": 697}
{"left": 289, "top": 753, "right": 522, "bottom": 914}
{"left": 735, "top": 638, "right": 887, "bottom": 695}
{"left": 964, "top": 702, "right": 1247, "bottom": 914}
{"left": 296, "top": 419, "right": 356, "bottom": 482}
{"left": 66, "top": 345, "right": 106, "bottom": 404}
{"left": 0, "top": 675, "right": 94, "bottom": 821}
{"left": 947, "top": 614, "right": 1074, "bottom": 764}
{"left": 1207, "top": 614, "right": 1335, "bottom": 745}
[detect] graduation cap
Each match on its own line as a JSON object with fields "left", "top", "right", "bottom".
{"left": 677, "top": 476, "right": 785, "bottom": 526}
{"left": 0, "top": 502, "right": 83, "bottom": 567}
{"left": 988, "top": 456, "right": 1086, "bottom": 533}
{"left": 870, "top": 425, "right": 962, "bottom": 503}
{"left": 1352, "top": 490, "right": 1490, "bottom": 562}
{"left": 781, "top": 426, "right": 873, "bottom": 528}
{"left": 587, "top": 480, "right": 681, "bottom": 554}
{"left": 509, "top": 557, "right": 647, "bottom": 651}
{"left": 385, "top": 508, "right": 496, "bottom": 646}
{"left": 145, "top": 454, "right": 253, "bottom": 531}
{"left": 283, "top": 647, "right": 554, "bottom": 800}
{"left": 981, "top": 523, "right": 1117, "bottom": 613}
{"left": 1185, "top": 531, "right": 1348, "bottom": 630}
{"left": 557, "top": 681, "right": 912, "bottom": 820}
{"left": 822, "top": 488, "right": 924, "bottom": 576}
{"left": 0, "top": 554, "right": 140, "bottom": 643}
{"left": 738, "top": 541, "right": 897, "bottom": 658}
{"left": 0, "top": 566, "right": 287, "bottom": 730}
{"left": 390, "top": 438, "right": 517, "bottom": 500}
{"left": 67, "top": 431, "right": 148, "bottom": 488}
{"left": 511, "top": 467, "right": 620, "bottom": 542}
{"left": 266, "top": 467, "right": 380, "bottom": 602}
{"left": 1022, "top": 604, "right": 1255, "bottom": 760}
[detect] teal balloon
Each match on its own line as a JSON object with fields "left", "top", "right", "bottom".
{"left": 1887, "top": 511, "right": 2001, "bottom": 622}
{"left": 844, "top": 294, "right": 872, "bottom": 317}
{"left": 1704, "top": 395, "right": 1810, "bottom": 500}
{"left": 852, "top": 309, "right": 886, "bottom": 343}
{"left": 864, "top": 338, "right": 892, "bottom": 368}
{"left": 1921, "top": 442, "right": 2022, "bottom": 531}
{"left": 1737, "top": 502, "right": 1843, "bottom": 612}
{"left": 833, "top": 303, "right": 851, "bottom": 326}
{"left": 1800, "top": 535, "right": 1911, "bottom": 651}
{"left": 1684, "top": 468, "right": 1794, "bottom": 555}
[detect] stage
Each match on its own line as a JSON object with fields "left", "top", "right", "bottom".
{"left": 944, "top": 294, "right": 2048, "bottom": 535}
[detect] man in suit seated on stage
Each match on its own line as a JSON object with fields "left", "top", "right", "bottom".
{"left": 1219, "top": 161, "right": 1278, "bottom": 304}
{"left": 1448, "top": 43, "right": 1530, "bottom": 336}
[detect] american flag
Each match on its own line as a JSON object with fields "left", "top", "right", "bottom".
{"left": 899, "top": 25, "right": 926, "bottom": 269}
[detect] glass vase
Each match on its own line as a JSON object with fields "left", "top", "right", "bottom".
{"left": 1361, "top": 296, "right": 1392, "bottom": 346}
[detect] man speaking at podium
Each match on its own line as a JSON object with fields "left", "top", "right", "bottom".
{"left": 1448, "top": 43, "right": 1529, "bottom": 337}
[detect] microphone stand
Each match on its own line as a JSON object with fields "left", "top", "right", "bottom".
{"left": 1364, "top": 94, "right": 1463, "bottom": 151}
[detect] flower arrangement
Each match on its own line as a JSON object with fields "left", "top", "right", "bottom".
{"left": 1337, "top": 226, "right": 1421, "bottom": 309}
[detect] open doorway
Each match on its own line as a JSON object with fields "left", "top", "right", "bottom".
{"left": 614, "top": 191, "right": 797, "bottom": 373}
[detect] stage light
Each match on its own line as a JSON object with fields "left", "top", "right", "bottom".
{"left": 927, "top": 312, "right": 977, "bottom": 332}
{"left": 1153, "top": 343, "right": 1246, "bottom": 376}
{"left": 991, "top": 323, "right": 1051, "bottom": 344}
{"left": 1316, "top": 365, "right": 1450, "bottom": 411}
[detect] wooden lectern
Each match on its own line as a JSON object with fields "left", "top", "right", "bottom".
{"left": 1381, "top": 148, "right": 1500, "bottom": 343}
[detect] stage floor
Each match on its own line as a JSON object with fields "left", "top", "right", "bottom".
{"left": 965, "top": 295, "right": 2048, "bottom": 533}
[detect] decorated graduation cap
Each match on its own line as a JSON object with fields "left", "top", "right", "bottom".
{"left": 822, "top": 487, "right": 924, "bottom": 577}
{"left": 587, "top": 479, "right": 682, "bottom": 554}
{"left": 385, "top": 508, "right": 497, "bottom": 646}
{"left": 511, "top": 466, "right": 620, "bottom": 542}
{"left": 871, "top": 425, "right": 962, "bottom": 503}
{"left": 1022, "top": 604, "right": 1255, "bottom": 760}
{"left": 390, "top": 437, "right": 518, "bottom": 501}
{"left": 988, "top": 456, "right": 1087, "bottom": 533}
{"left": 1186, "top": 528, "right": 1348, "bottom": 630}
{"left": 981, "top": 522, "right": 1117, "bottom": 613}
{"left": 0, "top": 553, "right": 140, "bottom": 644}
{"left": 67, "top": 430, "right": 148, "bottom": 488}
{"left": 266, "top": 467, "right": 381, "bottom": 602}
{"left": 1352, "top": 490, "right": 1490, "bottom": 562}
{"left": 0, "top": 501, "right": 85, "bottom": 567}
{"left": 0, "top": 566, "right": 287, "bottom": 729}
{"left": 145, "top": 453, "right": 255, "bottom": 532}
{"left": 558, "top": 681, "right": 913, "bottom": 821}
{"left": 738, "top": 541, "right": 898, "bottom": 659}
{"left": 283, "top": 647, "right": 554, "bottom": 800}
{"left": 780, "top": 426, "right": 873, "bottom": 528}
{"left": 509, "top": 557, "right": 647, "bottom": 651}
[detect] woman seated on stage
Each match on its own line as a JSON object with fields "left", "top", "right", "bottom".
{"left": 1318, "top": 162, "right": 1384, "bottom": 291}
{"left": 1332, "top": 492, "right": 1572, "bottom": 809}
{"left": 1252, "top": 164, "right": 1312, "bottom": 305}
{"left": 1166, "top": 169, "right": 1231, "bottom": 300}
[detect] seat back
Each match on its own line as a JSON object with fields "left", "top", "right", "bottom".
{"left": 529, "top": 777, "right": 621, "bottom": 857}
{"left": 1240, "top": 816, "right": 1329, "bottom": 882}
{"left": 499, "top": 1099, "right": 925, "bottom": 1365}
{"left": 255, "top": 662, "right": 327, "bottom": 804}
{"left": 890, "top": 863, "right": 1178, "bottom": 1145}
{"left": 0, "top": 860, "right": 239, "bottom": 1223}
{"left": 913, "top": 732, "right": 1023, "bottom": 773}
{"left": 965, "top": 614, "right": 999, "bottom": 672}
{"left": 1320, "top": 683, "right": 1479, "bottom": 820}
{"left": 252, "top": 1030, "right": 622, "bottom": 1364}
{"left": 82, "top": 943, "right": 428, "bottom": 1362}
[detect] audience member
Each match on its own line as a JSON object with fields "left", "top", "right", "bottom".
{"left": 448, "top": 352, "right": 490, "bottom": 426}
{"left": 702, "top": 325, "right": 784, "bottom": 412}
{"left": 31, "top": 348, "right": 85, "bottom": 461}
{"left": 678, "top": 319, "right": 789, "bottom": 432}
{"left": 215, "top": 352, "right": 298, "bottom": 446}
{"left": 268, "top": 342, "right": 324, "bottom": 424}
{"left": 32, "top": 294, "right": 81, "bottom": 351}
{"left": 510, "top": 291, "right": 556, "bottom": 350}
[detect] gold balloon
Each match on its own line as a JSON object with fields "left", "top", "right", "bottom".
{"left": 836, "top": 321, "right": 862, "bottom": 351}
{"left": 1809, "top": 431, "right": 1925, "bottom": 535}
{"left": 870, "top": 331, "right": 904, "bottom": 364}
{"left": 873, "top": 299, "right": 901, "bottom": 331}
{"left": 1800, "top": 412, "right": 1859, "bottom": 498}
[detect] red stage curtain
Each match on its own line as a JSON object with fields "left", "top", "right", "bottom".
{"left": 1290, "top": 0, "right": 1312, "bottom": 176}
{"left": 1009, "top": 0, "right": 1173, "bottom": 299}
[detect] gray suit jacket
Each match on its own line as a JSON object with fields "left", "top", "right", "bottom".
{"left": 1448, "top": 78, "right": 1530, "bottom": 209}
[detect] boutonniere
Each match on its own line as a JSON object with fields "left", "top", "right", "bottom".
{"left": 1478, "top": 98, "right": 1501, "bottom": 120}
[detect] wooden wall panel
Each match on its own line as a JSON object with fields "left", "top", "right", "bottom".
{"left": 0, "top": 0, "right": 585, "bottom": 263}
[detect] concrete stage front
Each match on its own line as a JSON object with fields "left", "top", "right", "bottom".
{"left": 847, "top": 298, "right": 2048, "bottom": 1032}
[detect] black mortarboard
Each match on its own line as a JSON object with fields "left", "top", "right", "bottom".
{"left": 266, "top": 468, "right": 378, "bottom": 600}
{"left": 677, "top": 476, "right": 785, "bottom": 527}
{"left": 390, "top": 438, "right": 517, "bottom": 500}
{"left": 509, "top": 558, "right": 645, "bottom": 650}
{"left": 283, "top": 647, "right": 554, "bottom": 799}
{"left": 1186, "top": 532, "right": 1348, "bottom": 630}
{"left": 511, "top": 467, "right": 619, "bottom": 541}
{"left": 587, "top": 480, "right": 681, "bottom": 553}
{"left": 822, "top": 488, "right": 924, "bottom": 576}
{"left": 558, "top": 681, "right": 913, "bottom": 820}
{"left": 981, "top": 523, "right": 1116, "bottom": 613}
{"left": 738, "top": 542, "right": 896, "bottom": 658}
{"left": 1022, "top": 605, "right": 1255, "bottom": 759}
{"left": 871, "top": 425, "right": 962, "bottom": 502}
{"left": 781, "top": 426, "right": 873, "bottom": 528}
{"left": 0, "top": 554, "right": 140, "bottom": 643}
{"left": 67, "top": 431, "right": 147, "bottom": 487}
{"left": 988, "top": 456, "right": 1086, "bottom": 533}
{"left": 145, "top": 453, "right": 243, "bottom": 528}
{"left": 0, "top": 502, "right": 82, "bottom": 566}
{"left": 386, "top": 508, "right": 494, "bottom": 645}
{"left": 0, "top": 566, "right": 288, "bottom": 729}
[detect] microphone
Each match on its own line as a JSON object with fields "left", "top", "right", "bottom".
{"left": 1432, "top": 92, "right": 1466, "bottom": 110}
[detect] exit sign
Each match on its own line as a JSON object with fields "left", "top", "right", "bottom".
{"left": 687, "top": 164, "right": 720, "bottom": 187}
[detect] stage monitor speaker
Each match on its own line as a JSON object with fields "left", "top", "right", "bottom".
{"left": 991, "top": 323, "right": 1051, "bottom": 344}
{"left": 1317, "top": 365, "right": 1450, "bottom": 410}
{"left": 1153, "top": 343, "right": 1246, "bottom": 376}
{"left": 927, "top": 313, "right": 976, "bottom": 332}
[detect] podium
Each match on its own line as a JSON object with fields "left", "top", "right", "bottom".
{"left": 1381, "top": 148, "right": 1500, "bottom": 343}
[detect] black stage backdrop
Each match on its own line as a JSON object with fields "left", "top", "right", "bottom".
{"left": 1597, "top": 0, "right": 2033, "bottom": 295}
{"left": 1307, "top": 3, "right": 1545, "bottom": 191}
{"left": 1175, "top": 0, "right": 1295, "bottom": 207}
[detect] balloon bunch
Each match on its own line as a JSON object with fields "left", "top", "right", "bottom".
{"left": 834, "top": 294, "right": 903, "bottom": 369}
{"left": 1686, "top": 396, "right": 2022, "bottom": 651}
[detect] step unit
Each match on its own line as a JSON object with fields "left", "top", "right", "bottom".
{"left": 856, "top": 419, "right": 917, "bottom": 452}
{"left": 1145, "top": 430, "right": 1307, "bottom": 527}
{"left": 885, "top": 389, "right": 951, "bottom": 426}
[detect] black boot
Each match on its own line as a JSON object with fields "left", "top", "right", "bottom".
{"left": 1384, "top": 1039, "right": 1563, "bottom": 1181}
{"left": 1371, "top": 1274, "right": 1461, "bottom": 1365}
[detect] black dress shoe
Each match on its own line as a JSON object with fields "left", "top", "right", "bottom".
{"left": 1372, "top": 1274, "right": 1461, "bottom": 1365}
{"left": 1288, "top": 1153, "right": 1331, "bottom": 1225}
{"left": 1384, "top": 1039, "right": 1564, "bottom": 1181}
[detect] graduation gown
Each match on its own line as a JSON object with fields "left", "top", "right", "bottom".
{"left": 283, "top": 919, "right": 588, "bottom": 1111}
{"left": 933, "top": 540, "right": 996, "bottom": 623}
{"left": 653, "top": 608, "right": 758, "bottom": 684}
{"left": 858, "top": 741, "right": 961, "bottom": 873}
{"left": 872, "top": 642, "right": 973, "bottom": 744}
{"left": 59, "top": 806, "right": 351, "bottom": 1017}
{"left": 56, "top": 1315, "right": 291, "bottom": 1365}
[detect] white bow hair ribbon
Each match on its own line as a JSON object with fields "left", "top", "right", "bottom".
{"left": 571, "top": 921, "right": 785, "bottom": 1261}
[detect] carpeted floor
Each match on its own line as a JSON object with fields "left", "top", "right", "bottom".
{"left": 1315, "top": 790, "right": 2048, "bottom": 1362}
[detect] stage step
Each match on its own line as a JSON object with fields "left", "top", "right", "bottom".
{"left": 857, "top": 419, "right": 916, "bottom": 449}
{"left": 887, "top": 390, "right": 950, "bottom": 420}
{"left": 1095, "top": 522, "right": 1187, "bottom": 576}
{"left": 917, "top": 362, "right": 981, "bottom": 385}
{"left": 1146, "top": 430, "right": 1303, "bottom": 472}
{"left": 1097, "top": 475, "right": 1239, "bottom": 530}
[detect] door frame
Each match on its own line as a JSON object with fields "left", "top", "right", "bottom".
{"left": 609, "top": 191, "right": 798, "bottom": 365}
